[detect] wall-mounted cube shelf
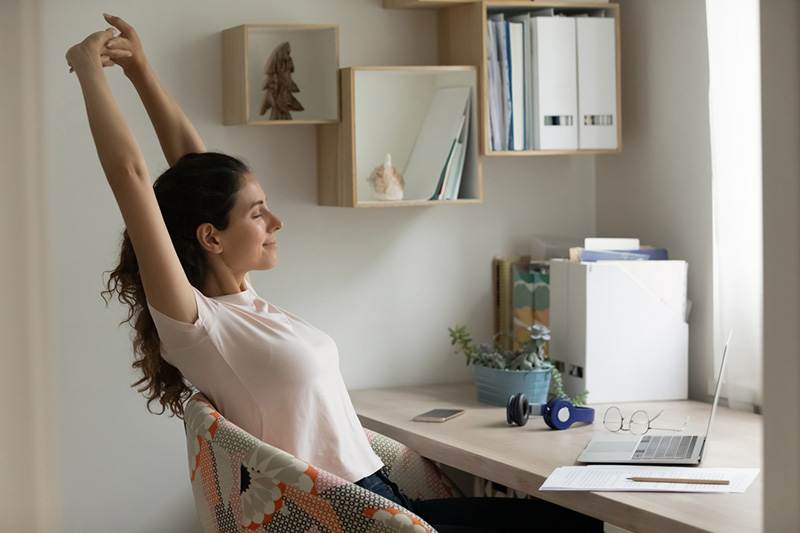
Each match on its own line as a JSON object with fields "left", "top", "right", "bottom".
{"left": 317, "top": 66, "right": 482, "bottom": 208}
{"left": 222, "top": 24, "right": 339, "bottom": 125}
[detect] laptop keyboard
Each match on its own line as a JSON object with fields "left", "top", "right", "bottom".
{"left": 633, "top": 435, "right": 698, "bottom": 460}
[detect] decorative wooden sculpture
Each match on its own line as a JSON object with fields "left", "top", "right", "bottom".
{"left": 367, "top": 154, "right": 405, "bottom": 201}
{"left": 260, "top": 41, "right": 304, "bottom": 120}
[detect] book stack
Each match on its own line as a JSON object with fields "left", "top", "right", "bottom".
{"left": 493, "top": 255, "right": 551, "bottom": 351}
{"left": 486, "top": 9, "right": 617, "bottom": 151}
{"left": 569, "top": 237, "right": 669, "bottom": 262}
{"left": 512, "top": 261, "right": 550, "bottom": 348}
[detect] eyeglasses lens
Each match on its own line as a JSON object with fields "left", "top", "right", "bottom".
{"left": 603, "top": 407, "right": 623, "bottom": 432}
{"left": 629, "top": 410, "right": 651, "bottom": 435}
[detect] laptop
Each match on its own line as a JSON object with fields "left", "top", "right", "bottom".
{"left": 577, "top": 331, "right": 731, "bottom": 465}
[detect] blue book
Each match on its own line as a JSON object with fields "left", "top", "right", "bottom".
{"left": 573, "top": 248, "right": 669, "bottom": 262}
{"left": 505, "top": 20, "right": 515, "bottom": 149}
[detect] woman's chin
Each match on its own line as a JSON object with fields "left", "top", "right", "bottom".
{"left": 254, "top": 261, "right": 277, "bottom": 271}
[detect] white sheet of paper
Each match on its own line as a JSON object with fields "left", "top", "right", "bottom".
{"left": 540, "top": 466, "right": 760, "bottom": 493}
{"left": 584, "top": 237, "right": 640, "bottom": 250}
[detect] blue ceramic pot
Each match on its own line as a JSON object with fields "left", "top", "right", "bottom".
{"left": 473, "top": 364, "right": 552, "bottom": 406}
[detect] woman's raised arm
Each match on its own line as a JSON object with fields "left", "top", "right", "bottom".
{"left": 67, "top": 27, "right": 198, "bottom": 323}
{"left": 103, "top": 14, "right": 206, "bottom": 166}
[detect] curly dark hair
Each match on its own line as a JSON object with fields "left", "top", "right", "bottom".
{"left": 103, "top": 152, "right": 249, "bottom": 418}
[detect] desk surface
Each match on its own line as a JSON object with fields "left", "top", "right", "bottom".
{"left": 351, "top": 382, "right": 762, "bottom": 533}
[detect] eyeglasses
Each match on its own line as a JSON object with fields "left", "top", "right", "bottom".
{"left": 603, "top": 406, "right": 689, "bottom": 435}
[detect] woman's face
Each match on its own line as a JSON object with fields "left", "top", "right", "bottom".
{"left": 215, "top": 173, "right": 282, "bottom": 274}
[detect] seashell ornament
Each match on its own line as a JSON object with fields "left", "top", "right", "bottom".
{"left": 366, "top": 153, "right": 405, "bottom": 201}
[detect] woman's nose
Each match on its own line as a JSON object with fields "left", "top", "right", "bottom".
{"left": 270, "top": 213, "right": 283, "bottom": 231}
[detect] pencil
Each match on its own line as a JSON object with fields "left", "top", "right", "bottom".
{"left": 627, "top": 477, "right": 730, "bottom": 485}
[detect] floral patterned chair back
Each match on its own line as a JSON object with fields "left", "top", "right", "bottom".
{"left": 184, "top": 392, "right": 461, "bottom": 532}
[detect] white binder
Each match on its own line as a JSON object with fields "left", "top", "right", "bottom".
{"left": 532, "top": 17, "right": 578, "bottom": 150}
{"left": 576, "top": 17, "right": 618, "bottom": 149}
{"left": 507, "top": 20, "right": 526, "bottom": 150}
{"left": 549, "top": 259, "right": 689, "bottom": 403}
{"left": 507, "top": 13, "right": 533, "bottom": 150}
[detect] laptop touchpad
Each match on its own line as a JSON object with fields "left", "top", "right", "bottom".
{"left": 589, "top": 441, "right": 638, "bottom": 454}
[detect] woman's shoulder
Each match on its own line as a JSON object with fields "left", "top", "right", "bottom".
{"left": 149, "top": 285, "right": 219, "bottom": 330}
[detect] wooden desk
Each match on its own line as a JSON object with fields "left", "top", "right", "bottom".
{"left": 351, "top": 383, "right": 763, "bottom": 533}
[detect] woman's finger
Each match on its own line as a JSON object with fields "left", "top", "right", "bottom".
{"left": 105, "top": 36, "right": 128, "bottom": 50}
{"left": 92, "top": 27, "right": 118, "bottom": 43}
{"left": 79, "top": 27, "right": 117, "bottom": 51}
{"left": 104, "top": 48, "right": 133, "bottom": 59}
{"left": 103, "top": 13, "right": 135, "bottom": 37}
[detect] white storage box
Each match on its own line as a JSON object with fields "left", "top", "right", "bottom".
{"left": 549, "top": 259, "right": 689, "bottom": 403}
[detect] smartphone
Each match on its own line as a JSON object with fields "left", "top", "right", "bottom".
{"left": 413, "top": 408, "right": 465, "bottom": 423}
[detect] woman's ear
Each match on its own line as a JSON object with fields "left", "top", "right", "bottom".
{"left": 196, "top": 223, "right": 223, "bottom": 254}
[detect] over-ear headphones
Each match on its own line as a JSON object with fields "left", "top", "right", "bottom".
{"left": 506, "top": 393, "right": 595, "bottom": 430}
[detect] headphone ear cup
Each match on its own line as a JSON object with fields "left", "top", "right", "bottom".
{"left": 506, "top": 393, "right": 530, "bottom": 426}
{"left": 548, "top": 398, "right": 576, "bottom": 430}
{"left": 506, "top": 394, "right": 516, "bottom": 425}
{"left": 515, "top": 393, "right": 529, "bottom": 426}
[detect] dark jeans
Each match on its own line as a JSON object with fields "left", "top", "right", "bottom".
{"left": 355, "top": 471, "right": 603, "bottom": 533}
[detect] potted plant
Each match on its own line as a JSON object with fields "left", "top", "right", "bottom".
{"left": 448, "top": 324, "right": 588, "bottom": 407}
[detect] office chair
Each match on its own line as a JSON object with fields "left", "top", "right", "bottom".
{"left": 184, "top": 392, "right": 460, "bottom": 532}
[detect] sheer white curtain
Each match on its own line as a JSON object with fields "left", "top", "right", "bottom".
{"left": 706, "top": 0, "right": 763, "bottom": 411}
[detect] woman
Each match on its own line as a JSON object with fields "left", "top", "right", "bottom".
{"left": 67, "top": 15, "right": 600, "bottom": 533}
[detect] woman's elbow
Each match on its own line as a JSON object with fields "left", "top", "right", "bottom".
{"left": 104, "top": 159, "right": 151, "bottom": 188}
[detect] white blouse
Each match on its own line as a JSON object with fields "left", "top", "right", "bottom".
{"left": 148, "top": 282, "right": 383, "bottom": 482}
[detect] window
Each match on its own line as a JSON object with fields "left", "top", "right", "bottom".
{"left": 706, "top": 0, "right": 763, "bottom": 411}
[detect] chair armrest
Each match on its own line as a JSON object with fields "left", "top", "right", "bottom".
{"left": 365, "top": 428, "right": 463, "bottom": 501}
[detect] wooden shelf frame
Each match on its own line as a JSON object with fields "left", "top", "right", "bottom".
{"left": 385, "top": 0, "right": 475, "bottom": 8}
{"left": 386, "top": 0, "right": 616, "bottom": 12}
{"left": 431, "top": 1, "right": 623, "bottom": 155}
{"left": 318, "top": 66, "right": 483, "bottom": 208}
{"left": 222, "top": 24, "right": 340, "bottom": 125}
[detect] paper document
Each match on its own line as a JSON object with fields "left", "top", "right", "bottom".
{"left": 584, "top": 237, "right": 640, "bottom": 250}
{"left": 540, "top": 466, "right": 759, "bottom": 493}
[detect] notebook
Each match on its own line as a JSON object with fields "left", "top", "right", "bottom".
{"left": 578, "top": 331, "right": 732, "bottom": 465}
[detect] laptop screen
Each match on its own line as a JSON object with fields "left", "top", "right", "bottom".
{"left": 704, "top": 330, "right": 733, "bottom": 443}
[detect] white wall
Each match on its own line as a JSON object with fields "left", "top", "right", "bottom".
{"left": 595, "top": 0, "right": 714, "bottom": 400}
{"left": 761, "top": 1, "right": 800, "bottom": 530}
{"left": 1, "top": 0, "right": 596, "bottom": 530}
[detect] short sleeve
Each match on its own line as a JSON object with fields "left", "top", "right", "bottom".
{"left": 148, "top": 287, "right": 219, "bottom": 353}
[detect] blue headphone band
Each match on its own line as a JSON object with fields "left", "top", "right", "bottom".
{"left": 572, "top": 406, "right": 595, "bottom": 423}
